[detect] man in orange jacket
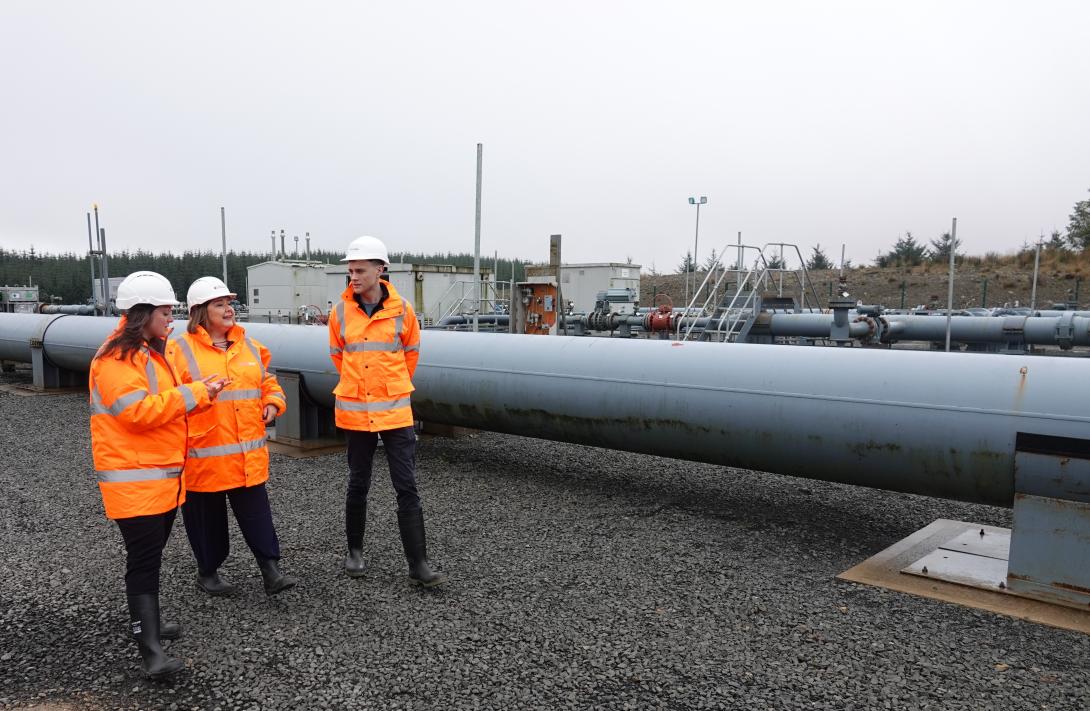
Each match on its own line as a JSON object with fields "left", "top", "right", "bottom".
{"left": 328, "top": 235, "right": 446, "bottom": 587}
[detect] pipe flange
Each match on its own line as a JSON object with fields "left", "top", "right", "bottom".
{"left": 1055, "top": 310, "right": 1076, "bottom": 350}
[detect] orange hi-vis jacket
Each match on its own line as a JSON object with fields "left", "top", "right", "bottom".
{"left": 328, "top": 280, "right": 420, "bottom": 432}
{"left": 89, "top": 320, "right": 211, "bottom": 520}
{"left": 171, "top": 324, "right": 287, "bottom": 493}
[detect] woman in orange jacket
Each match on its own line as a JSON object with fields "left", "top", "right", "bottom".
{"left": 173, "top": 277, "right": 296, "bottom": 597}
{"left": 89, "top": 271, "right": 228, "bottom": 679}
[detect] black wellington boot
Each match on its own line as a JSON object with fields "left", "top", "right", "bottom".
{"left": 127, "top": 594, "right": 184, "bottom": 680}
{"left": 160, "top": 621, "right": 183, "bottom": 641}
{"left": 196, "top": 570, "right": 236, "bottom": 597}
{"left": 344, "top": 500, "right": 367, "bottom": 578}
{"left": 397, "top": 509, "right": 448, "bottom": 588}
{"left": 257, "top": 558, "right": 297, "bottom": 596}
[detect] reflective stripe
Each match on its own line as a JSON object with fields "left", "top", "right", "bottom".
{"left": 141, "top": 348, "right": 160, "bottom": 394}
{"left": 218, "top": 388, "right": 261, "bottom": 401}
{"left": 91, "top": 386, "right": 149, "bottom": 416}
{"left": 98, "top": 467, "right": 182, "bottom": 483}
{"left": 344, "top": 341, "right": 401, "bottom": 352}
{"left": 188, "top": 436, "right": 268, "bottom": 459}
{"left": 244, "top": 338, "right": 266, "bottom": 380}
{"left": 404, "top": 344, "right": 420, "bottom": 353}
{"left": 175, "top": 338, "right": 202, "bottom": 379}
{"left": 178, "top": 383, "right": 198, "bottom": 412}
{"left": 340, "top": 298, "right": 408, "bottom": 353}
{"left": 336, "top": 302, "right": 346, "bottom": 343}
{"left": 268, "top": 392, "right": 286, "bottom": 402}
{"left": 330, "top": 346, "right": 342, "bottom": 356}
{"left": 335, "top": 396, "right": 411, "bottom": 413}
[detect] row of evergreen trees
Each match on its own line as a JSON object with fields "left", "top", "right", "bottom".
{"left": 0, "top": 247, "right": 532, "bottom": 305}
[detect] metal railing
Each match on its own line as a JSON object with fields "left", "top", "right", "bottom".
{"left": 678, "top": 242, "right": 823, "bottom": 342}
{"left": 430, "top": 280, "right": 508, "bottom": 323}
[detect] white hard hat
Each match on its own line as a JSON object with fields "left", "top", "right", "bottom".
{"left": 115, "top": 271, "right": 180, "bottom": 310}
{"left": 187, "top": 276, "right": 237, "bottom": 308}
{"left": 341, "top": 235, "right": 389, "bottom": 264}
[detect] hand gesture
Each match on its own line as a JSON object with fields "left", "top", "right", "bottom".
{"left": 262, "top": 404, "right": 278, "bottom": 425}
{"left": 201, "top": 374, "right": 230, "bottom": 400}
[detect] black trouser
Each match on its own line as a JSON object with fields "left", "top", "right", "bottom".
{"left": 181, "top": 483, "right": 280, "bottom": 574}
{"left": 115, "top": 508, "right": 177, "bottom": 596}
{"left": 346, "top": 426, "right": 421, "bottom": 513}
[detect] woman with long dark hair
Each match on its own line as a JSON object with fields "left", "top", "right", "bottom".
{"left": 89, "top": 271, "right": 227, "bottom": 679}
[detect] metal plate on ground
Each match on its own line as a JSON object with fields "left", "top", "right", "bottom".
{"left": 838, "top": 519, "right": 1090, "bottom": 635}
{"left": 902, "top": 548, "right": 1008, "bottom": 591}
{"left": 937, "top": 528, "right": 1011, "bottom": 560}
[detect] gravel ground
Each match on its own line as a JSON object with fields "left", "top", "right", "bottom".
{"left": 0, "top": 364, "right": 1087, "bottom": 710}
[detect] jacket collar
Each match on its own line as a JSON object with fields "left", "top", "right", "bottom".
{"left": 340, "top": 279, "right": 404, "bottom": 318}
{"left": 188, "top": 322, "right": 246, "bottom": 347}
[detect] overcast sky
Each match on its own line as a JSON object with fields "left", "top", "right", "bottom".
{"left": 1, "top": 1, "right": 1087, "bottom": 272}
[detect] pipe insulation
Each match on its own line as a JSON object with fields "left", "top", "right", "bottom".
{"left": 2, "top": 313, "right": 1087, "bottom": 508}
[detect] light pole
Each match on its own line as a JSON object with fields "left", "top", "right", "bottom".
{"left": 687, "top": 196, "right": 707, "bottom": 310}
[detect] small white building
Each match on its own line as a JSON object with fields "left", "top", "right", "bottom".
{"left": 0, "top": 285, "right": 40, "bottom": 313}
{"left": 323, "top": 263, "right": 495, "bottom": 326}
{"left": 525, "top": 262, "right": 641, "bottom": 314}
{"left": 245, "top": 260, "right": 329, "bottom": 322}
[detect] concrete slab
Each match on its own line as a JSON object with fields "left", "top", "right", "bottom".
{"left": 0, "top": 383, "right": 85, "bottom": 397}
{"left": 838, "top": 518, "right": 1090, "bottom": 635}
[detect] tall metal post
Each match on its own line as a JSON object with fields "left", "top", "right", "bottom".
{"left": 1030, "top": 238, "right": 1042, "bottom": 311}
{"left": 220, "top": 207, "right": 228, "bottom": 284}
{"left": 778, "top": 244, "right": 784, "bottom": 297}
{"left": 737, "top": 232, "right": 743, "bottom": 294}
{"left": 944, "top": 217, "right": 957, "bottom": 352}
{"left": 686, "top": 196, "right": 707, "bottom": 310}
{"left": 94, "top": 205, "right": 109, "bottom": 314}
{"left": 551, "top": 234, "right": 562, "bottom": 335}
{"left": 473, "top": 143, "right": 483, "bottom": 332}
{"left": 86, "top": 212, "right": 97, "bottom": 316}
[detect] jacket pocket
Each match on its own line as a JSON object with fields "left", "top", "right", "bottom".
{"left": 187, "top": 411, "right": 219, "bottom": 440}
{"left": 137, "top": 448, "right": 182, "bottom": 468}
{"left": 386, "top": 378, "right": 415, "bottom": 397}
{"left": 333, "top": 381, "right": 358, "bottom": 398}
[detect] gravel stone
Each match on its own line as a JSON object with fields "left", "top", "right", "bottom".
{"left": 0, "top": 364, "right": 1088, "bottom": 709}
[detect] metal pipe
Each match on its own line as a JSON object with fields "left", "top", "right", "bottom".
{"left": 39, "top": 304, "right": 96, "bottom": 315}
{"left": 220, "top": 207, "right": 228, "bottom": 285}
{"left": 473, "top": 143, "right": 483, "bottom": 333}
{"left": 1030, "top": 238, "right": 1042, "bottom": 311}
{"left": 4, "top": 313, "right": 1087, "bottom": 508}
{"left": 945, "top": 217, "right": 956, "bottom": 352}
{"left": 433, "top": 315, "right": 510, "bottom": 327}
{"left": 86, "top": 212, "right": 97, "bottom": 316}
{"left": 94, "top": 205, "right": 109, "bottom": 313}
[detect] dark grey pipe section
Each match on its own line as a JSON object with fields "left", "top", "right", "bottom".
{"left": 39, "top": 304, "right": 97, "bottom": 315}
{"left": 764, "top": 313, "right": 872, "bottom": 339}
{"left": 434, "top": 315, "right": 510, "bottom": 327}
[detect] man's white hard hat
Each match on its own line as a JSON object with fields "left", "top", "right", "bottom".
{"left": 187, "top": 276, "right": 237, "bottom": 308}
{"left": 341, "top": 235, "right": 390, "bottom": 264}
{"left": 115, "top": 271, "right": 180, "bottom": 310}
